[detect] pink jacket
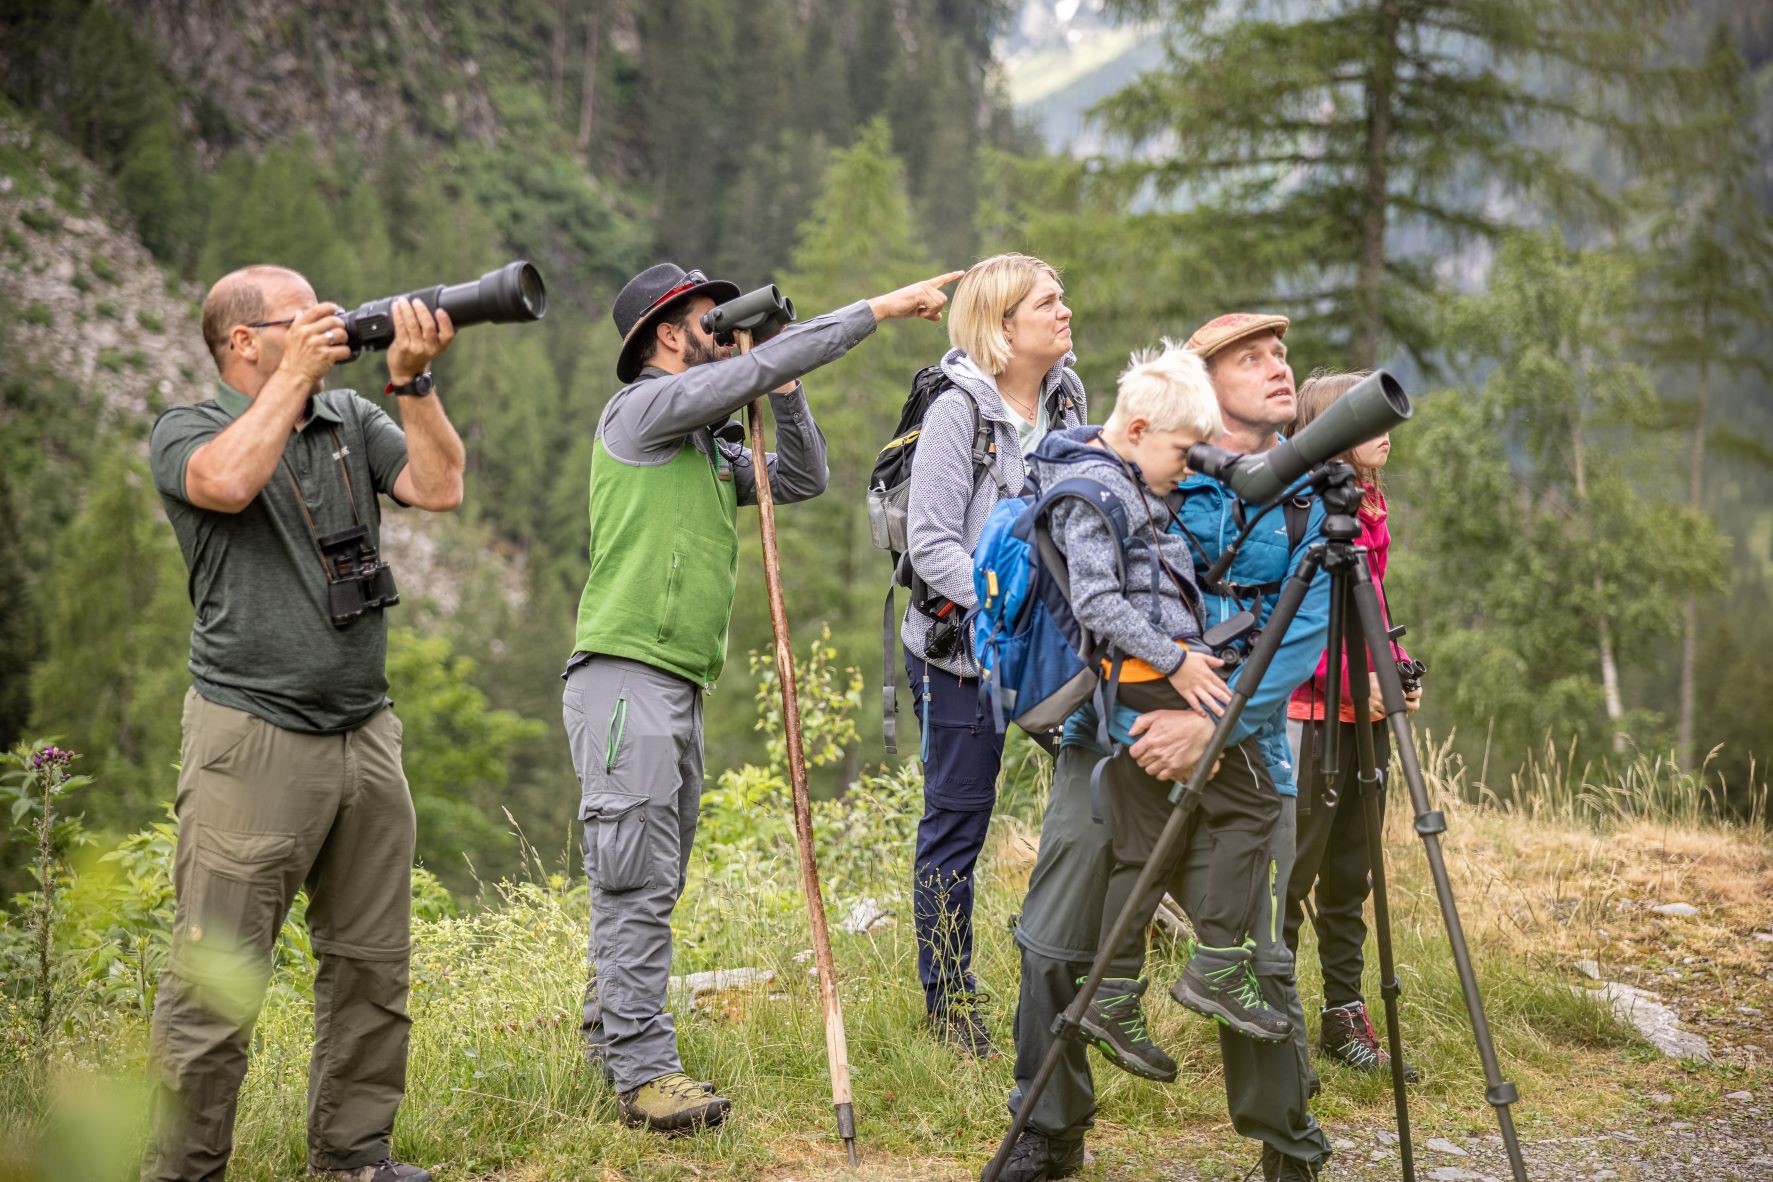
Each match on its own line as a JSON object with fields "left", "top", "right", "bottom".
{"left": 1288, "top": 487, "right": 1412, "bottom": 723}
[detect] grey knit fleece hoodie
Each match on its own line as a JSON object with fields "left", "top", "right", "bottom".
{"left": 1029, "top": 425, "right": 1205, "bottom": 674}
{"left": 901, "top": 348, "right": 1088, "bottom": 677}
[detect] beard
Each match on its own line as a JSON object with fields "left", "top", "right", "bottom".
{"left": 682, "top": 332, "right": 725, "bottom": 369}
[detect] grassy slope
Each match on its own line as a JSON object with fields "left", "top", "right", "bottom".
{"left": 6, "top": 755, "right": 1768, "bottom": 1182}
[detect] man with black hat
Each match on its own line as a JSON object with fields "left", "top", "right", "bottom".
{"left": 989, "top": 313, "right": 1336, "bottom": 1182}
{"left": 564, "top": 262, "right": 963, "bottom": 1133}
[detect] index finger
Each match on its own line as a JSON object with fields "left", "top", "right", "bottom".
{"left": 927, "top": 270, "right": 967, "bottom": 288}
{"left": 294, "top": 302, "right": 340, "bottom": 327}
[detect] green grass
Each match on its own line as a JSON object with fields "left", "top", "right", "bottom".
{"left": 3, "top": 713, "right": 1767, "bottom": 1181}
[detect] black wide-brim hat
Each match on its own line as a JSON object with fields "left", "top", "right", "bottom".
{"left": 612, "top": 262, "right": 741, "bottom": 383}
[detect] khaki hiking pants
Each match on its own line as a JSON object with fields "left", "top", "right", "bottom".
{"left": 142, "top": 689, "right": 416, "bottom": 1182}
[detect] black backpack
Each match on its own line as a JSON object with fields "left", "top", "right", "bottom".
{"left": 867, "top": 365, "right": 1006, "bottom": 753}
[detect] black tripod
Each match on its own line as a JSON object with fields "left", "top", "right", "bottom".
{"left": 981, "top": 462, "right": 1528, "bottom": 1182}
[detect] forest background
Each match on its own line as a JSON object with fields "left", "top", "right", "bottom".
{"left": 0, "top": 0, "right": 1769, "bottom": 900}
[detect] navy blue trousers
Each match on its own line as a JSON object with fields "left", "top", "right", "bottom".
{"left": 907, "top": 653, "right": 1005, "bottom": 1011}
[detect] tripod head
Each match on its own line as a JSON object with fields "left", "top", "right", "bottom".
{"left": 1198, "top": 458, "right": 1364, "bottom": 590}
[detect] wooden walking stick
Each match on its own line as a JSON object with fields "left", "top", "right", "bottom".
{"left": 734, "top": 327, "right": 860, "bottom": 1167}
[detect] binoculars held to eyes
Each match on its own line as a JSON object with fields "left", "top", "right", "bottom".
{"left": 337, "top": 261, "right": 548, "bottom": 361}
{"left": 702, "top": 285, "right": 796, "bottom": 347}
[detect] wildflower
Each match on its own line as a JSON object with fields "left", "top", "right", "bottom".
{"left": 29, "top": 745, "right": 76, "bottom": 772}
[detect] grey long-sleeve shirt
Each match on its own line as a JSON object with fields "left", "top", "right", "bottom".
{"left": 597, "top": 300, "right": 879, "bottom": 504}
{"left": 901, "top": 349, "right": 1088, "bottom": 676}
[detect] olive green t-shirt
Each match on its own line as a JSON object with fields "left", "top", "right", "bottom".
{"left": 149, "top": 382, "right": 410, "bottom": 733}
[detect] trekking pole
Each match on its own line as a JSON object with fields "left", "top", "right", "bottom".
{"left": 735, "top": 328, "right": 860, "bottom": 1167}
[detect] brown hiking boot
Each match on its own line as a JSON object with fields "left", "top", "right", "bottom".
{"left": 308, "top": 1160, "right": 432, "bottom": 1182}
{"left": 616, "top": 1071, "right": 732, "bottom": 1132}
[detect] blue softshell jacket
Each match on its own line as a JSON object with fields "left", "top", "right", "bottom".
{"left": 1062, "top": 468, "right": 1330, "bottom": 797}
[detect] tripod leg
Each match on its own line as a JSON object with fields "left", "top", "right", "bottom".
{"left": 1315, "top": 568, "right": 1347, "bottom": 815}
{"left": 1348, "top": 565, "right": 1530, "bottom": 1182}
{"left": 1345, "top": 602, "right": 1416, "bottom": 1182}
{"left": 981, "top": 549, "right": 1327, "bottom": 1182}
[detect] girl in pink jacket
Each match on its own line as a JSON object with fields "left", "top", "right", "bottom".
{"left": 1281, "top": 369, "right": 1423, "bottom": 1088}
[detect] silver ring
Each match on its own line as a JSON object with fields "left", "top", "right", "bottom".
{"left": 325, "top": 329, "right": 336, "bottom": 344}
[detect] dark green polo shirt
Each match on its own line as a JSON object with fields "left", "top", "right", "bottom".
{"left": 149, "top": 381, "right": 410, "bottom": 733}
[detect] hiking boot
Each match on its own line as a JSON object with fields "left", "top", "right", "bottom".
{"left": 928, "top": 992, "right": 1002, "bottom": 1060}
{"left": 1320, "top": 1000, "right": 1418, "bottom": 1081}
{"left": 1169, "top": 942, "right": 1292, "bottom": 1042}
{"left": 616, "top": 1071, "right": 732, "bottom": 1132}
{"left": 983, "top": 1129, "right": 1086, "bottom": 1182}
{"left": 1259, "top": 1144, "right": 1322, "bottom": 1181}
{"left": 308, "top": 1161, "right": 431, "bottom": 1182}
{"left": 1078, "top": 977, "right": 1178, "bottom": 1082}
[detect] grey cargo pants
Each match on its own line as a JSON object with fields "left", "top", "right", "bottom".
{"left": 563, "top": 653, "right": 705, "bottom": 1092}
{"left": 1008, "top": 744, "right": 1331, "bottom": 1165}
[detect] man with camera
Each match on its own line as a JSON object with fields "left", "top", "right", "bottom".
{"left": 143, "top": 264, "right": 464, "bottom": 1182}
{"left": 565, "top": 262, "right": 961, "bottom": 1134}
{"left": 993, "top": 314, "right": 1335, "bottom": 1182}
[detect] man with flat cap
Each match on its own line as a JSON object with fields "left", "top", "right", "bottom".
{"left": 565, "top": 261, "right": 962, "bottom": 1132}
{"left": 989, "top": 312, "right": 1335, "bottom": 1182}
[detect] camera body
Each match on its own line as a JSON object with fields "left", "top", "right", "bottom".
{"left": 317, "top": 523, "right": 399, "bottom": 626}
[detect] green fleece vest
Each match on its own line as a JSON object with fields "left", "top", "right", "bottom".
{"left": 573, "top": 432, "right": 740, "bottom": 688}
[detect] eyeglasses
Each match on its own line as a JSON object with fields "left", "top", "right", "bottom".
{"left": 645, "top": 270, "right": 707, "bottom": 312}
{"left": 244, "top": 318, "right": 296, "bottom": 329}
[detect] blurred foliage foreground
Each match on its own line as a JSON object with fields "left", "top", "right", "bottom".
{"left": 1, "top": 634, "right": 1769, "bottom": 1181}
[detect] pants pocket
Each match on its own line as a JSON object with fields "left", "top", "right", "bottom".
{"left": 579, "top": 787, "right": 653, "bottom": 892}
{"left": 176, "top": 827, "right": 297, "bottom": 1015}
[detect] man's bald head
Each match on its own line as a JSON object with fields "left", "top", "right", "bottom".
{"left": 201, "top": 265, "right": 308, "bottom": 371}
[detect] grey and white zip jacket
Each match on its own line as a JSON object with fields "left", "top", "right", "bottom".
{"left": 901, "top": 348, "right": 1087, "bottom": 677}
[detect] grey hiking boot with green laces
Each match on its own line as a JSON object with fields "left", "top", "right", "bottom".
{"left": 1079, "top": 977, "right": 1178, "bottom": 1082}
{"left": 616, "top": 1071, "right": 732, "bottom": 1132}
{"left": 1169, "top": 941, "right": 1292, "bottom": 1042}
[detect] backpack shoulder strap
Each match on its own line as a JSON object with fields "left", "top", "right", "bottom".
{"left": 952, "top": 389, "right": 1007, "bottom": 494}
{"left": 1284, "top": 494, "right": 1311, "bottom": 553}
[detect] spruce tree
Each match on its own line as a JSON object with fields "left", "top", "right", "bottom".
{"left": 1632, "top": 29, "right": 1773, "bottom": 770}
{"left": 1095, "top": 0, "right": 1693, "bottom": 364}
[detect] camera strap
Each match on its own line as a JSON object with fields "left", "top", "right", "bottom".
{"left": 278, "top": 425, "right": 368, "bottom": 579}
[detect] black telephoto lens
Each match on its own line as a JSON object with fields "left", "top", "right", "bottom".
{"left": 338, "top": 261, "right": 547, "bottom": 360}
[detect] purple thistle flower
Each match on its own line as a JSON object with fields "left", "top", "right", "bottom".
{"left": 29, "top": 746, "right": 75, "bottom": 771}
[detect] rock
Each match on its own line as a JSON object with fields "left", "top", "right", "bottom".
{"left": 1376, "top": 1130, "right": 1400, "bottom": 1145}
{"left": 839, "top": 896, "right": 894, "bottom": 936}
{"left": 1651, "top": 902, "right": 1699, "bottom": 917}
{"left": 1425, "top": 1137, "right": 1468, "bottom": 1156}
{"left": 1649, "top": 1092, "right": 1672, "bottom": 1103}
{"left": 1332, "top": 1139, "right": 1355, "bottom": 1151}
{"left": 1592, "top": 1171, "right": 1619, "bottom": 1181}
{"left": 1754, "top": 931, "right": 1773, "bottom": 943}
{"left": 667, "top": 966, "right": 776, "bottom": 1006}
{"left": 1424, "top": 1169, "right": 1482, "bottom": 1181}
{"left": 1725, "top": 1090, "right": 1753, "bottom": 1102}
{"left": 1740, "top": 1006, "right": 1762, "bottom": 1017}
{"left": 1575, "top": 958, "right": 1601, "bottom": 980}
{"left": 1569, "top": 982, "right": 1713, "bottom": 1060}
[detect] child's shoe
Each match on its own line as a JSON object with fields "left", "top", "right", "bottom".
{"left": 1169, "top": 941, "right": 1292, "bottom": 1042}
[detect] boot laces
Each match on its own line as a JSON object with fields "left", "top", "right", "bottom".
{"left": 653, "top": 1071, "right": 709, "bottom": 1100}
{"left": 1332, "top": 1003, "right": 1387, "bottom": 1067}
{"left": 1097, "top": 987, "right": 1150, "bottom": 1042}
{"left": 1206, "top": 961, "right": 1266, "bottom": 1010}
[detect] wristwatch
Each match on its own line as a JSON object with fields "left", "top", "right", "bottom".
{"left": 385, "top": 372, "right": 436, "bottom": 398}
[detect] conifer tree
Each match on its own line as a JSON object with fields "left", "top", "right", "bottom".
{"left": 1096, "top": 0, "right": 1693, "bottom": 364}
{"left": 1632, "top": 30, "right": 1773, "bottom": 769}
{"left": 1398, "top": 231, "right": 1726, "bottom": 760}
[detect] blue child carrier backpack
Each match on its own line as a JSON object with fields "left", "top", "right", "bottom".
{"left": 971, "top": 473, "right": 1157, "bottom": 743}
